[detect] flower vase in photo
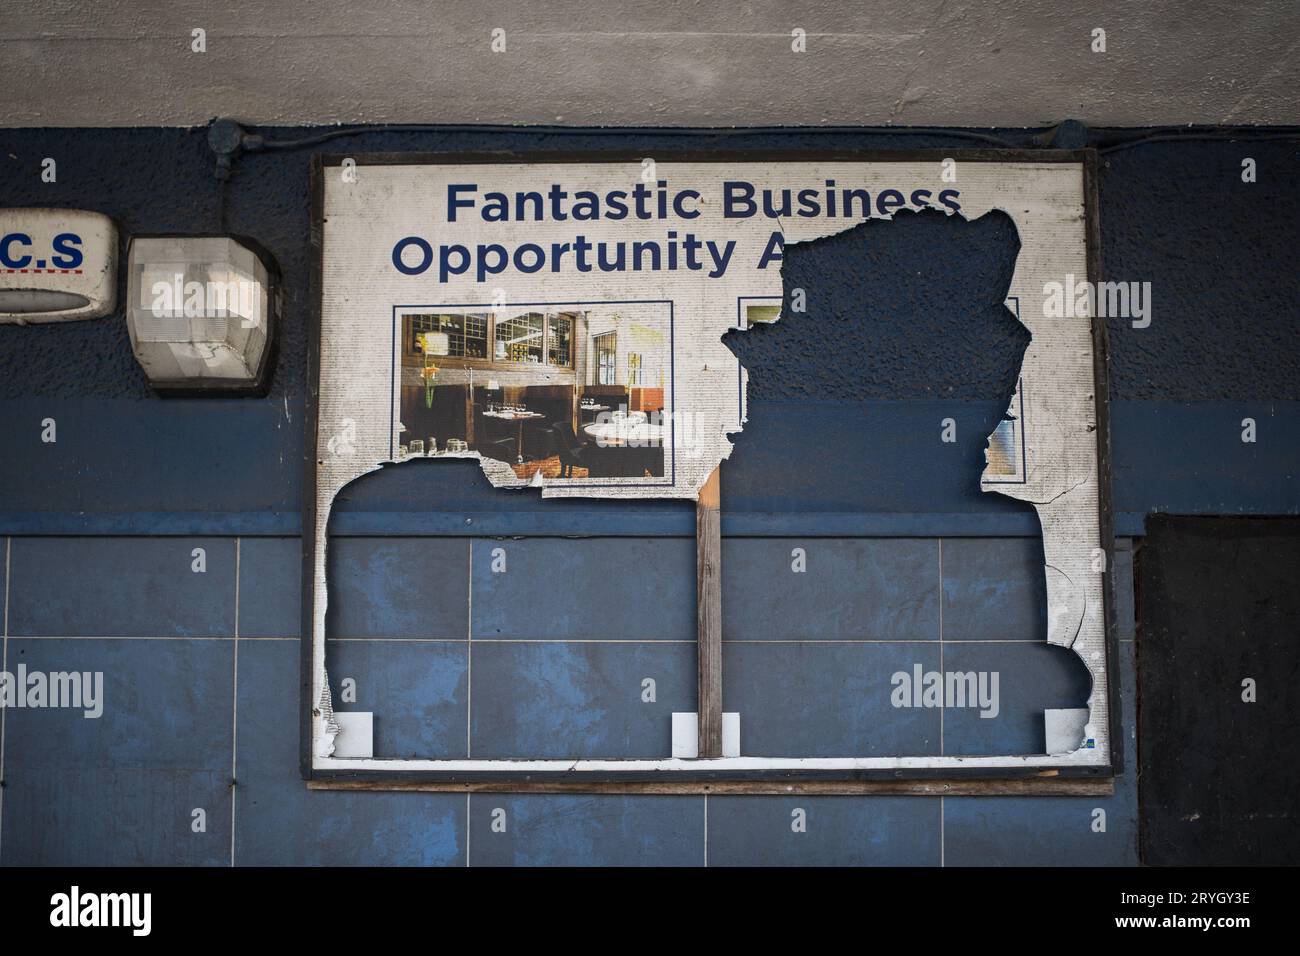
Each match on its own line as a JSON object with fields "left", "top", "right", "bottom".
{"left": 416, "top": 331, "right": 440, "bottom": 408}
{"left": 420, "top": 358, "right": 438, "bottom": 408}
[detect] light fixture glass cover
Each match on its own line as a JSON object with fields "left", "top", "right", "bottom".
{"left": 126, "top": 236, "right": 278, "bottom": 393}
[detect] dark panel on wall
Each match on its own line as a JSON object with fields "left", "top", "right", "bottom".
{"left": 1138, "top": 515, "right": 1300, "bottom": 865}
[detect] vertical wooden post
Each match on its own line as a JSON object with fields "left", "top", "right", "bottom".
{"left": 696, "top": 465, "right": 723, "bottom": 758}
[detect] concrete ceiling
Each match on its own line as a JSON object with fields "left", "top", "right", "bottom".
{"left": 2, "top": 0, "right": 1298, "bottom": 128}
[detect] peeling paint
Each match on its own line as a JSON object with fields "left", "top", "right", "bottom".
{"left": 315, "top": 667, "right": 341, "bottom": 759}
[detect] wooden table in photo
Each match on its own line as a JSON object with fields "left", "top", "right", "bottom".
{"left": 483, "top": 409, "right": 547, "bottom": 463}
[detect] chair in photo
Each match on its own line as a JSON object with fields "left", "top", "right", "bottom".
{"left": 549, "top": 421, "right": 593, "bottom": 478}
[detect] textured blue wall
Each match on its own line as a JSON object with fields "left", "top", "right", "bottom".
{"left": 1, "top": 126, "right": 1294, "bottom": 866}
{"left": 1, "top": 128, "right": 1296, "bottom": 534}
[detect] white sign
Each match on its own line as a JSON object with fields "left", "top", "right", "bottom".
{"left": 0, "top": 208, "right": 117, "bottom": 323}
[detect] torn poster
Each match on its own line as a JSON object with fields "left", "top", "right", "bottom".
{"left": 309, "top": 154, "right": 1112, "bottom": 774}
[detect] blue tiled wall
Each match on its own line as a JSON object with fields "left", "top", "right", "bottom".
{"left": 3, "top": 125, "right": 1219, "bottom": 867}
{"left": 0, "top": 534, "right": 1138, "bottom": 866}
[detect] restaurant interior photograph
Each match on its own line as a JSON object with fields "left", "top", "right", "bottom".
{"left": 398, "top": 303, "right": 668, "bottom": 479}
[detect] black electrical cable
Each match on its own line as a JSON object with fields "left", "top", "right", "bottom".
{"left": 1097, "top": 130, "right": 1300, "bottom": 154}
{"left": 210, "top": 119, "right": 1300, "bottom": 181}
{"left": 245, "top": 123, "right": 1029, "bottom": 152}
{"left": 250, "top": 123, "right": 1300, "bottom": 156}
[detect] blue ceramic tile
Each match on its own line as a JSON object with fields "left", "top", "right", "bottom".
{"left": 326, "top": 640, "right": 468, "bottom": 758}
{"left": 1, "top": 767, "right": 231, "bottom": 866}
{"left": 8, "top": 537, "right": 236, "bottom": 637}
{"left": 1, "top": 636, "right": 233, "bottom": 865}
{"left": 940, "top": 642, "right": 1092, "bottom": 756}
{"left": 4, "top": 637, "right": 233, "bottom": 771}
{"left": 942, "top": 793, "right": 1138, "bottom": 866}
{"left": 723, "top": 538, "right": 939, "bottom": 640}
{"left": 470, "top": 538, "right": 695, "bottom": 640}
{"left": 470, "top": 641, "right": 695, "bottom": 758}
{"left": 942, "top": 641, "right": 1139, "bottom": 866}
{"left": 326, "top": 536, "right": 469, "bottom": 639}
{"left": 237, "top": 537, "right": 301, "bottom": 637}
{"left": 941, "top": 537, "right": 1047, "bottom": 641}
{"left": 234, "top": 639, "right": 465, "bottom": 866}
{"left": 722, "top": 642, "right": 941, "bottom": 757}
{"left": 707, "top": 795, "right": 941, "bottom": 866}
{"left": 468, "top": 794, "right": 703, "bottom": 866}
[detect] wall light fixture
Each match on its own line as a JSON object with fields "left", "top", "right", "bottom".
{"left": 126, "top": 235, "right": 279, "bottom": 394}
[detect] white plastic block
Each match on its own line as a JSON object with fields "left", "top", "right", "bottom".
{"left": 671, "top": 712, "right": 740, "bottom": 758}
{"left": 333, "top": 712, "right": 374, "bottom": 759}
